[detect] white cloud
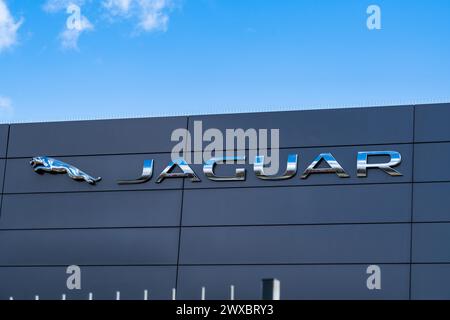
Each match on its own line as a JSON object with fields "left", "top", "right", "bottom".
{"left": 44, "top": 1, "right": 93, "bottom": 50}
{"left": 0, "top": 0, "right": 23, "bottom": 52}
{"left": 103, "top": 0, "right": 133, "bottom": 15}
{"left": 103, "top": 0, "right": 173, "bottom": 32}
{"left": 138, "top": 0, "right": 170, "bottom": 31}
{"left": 43, "top": 0, "right": 86, "bottom": 13}
{"left": 42, "top": 0, "right": 175, "bottom": 50}
{"left": 0, "top": 96, "right": 13, "bottom": 118}
{"left": 59, "top": 14, "right": 93, "bottom": 50}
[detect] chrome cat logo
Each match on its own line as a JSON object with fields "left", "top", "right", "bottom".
{"left": 30, "top": 151, "right": 402, "bottom": 185}
{"left": 30, "top": 156, "right": 102, "bottom": 185}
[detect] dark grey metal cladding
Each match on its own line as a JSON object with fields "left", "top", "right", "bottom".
{"left": 185, "top": 144, "right": 412, "bottom": 189}
{"left": 179, "top": 225, "right": 411, "bottom": 264}
{"left": 413, "top": 183, "right": 450, "bottom": 222}
{"left": 411, "top": 264, "right": 450, "bottom": 300}
{"left": 0, "top": 266, "right": 176, "bottom": 300}
{"left": 0, "top": 158, "right": 5, "bottom": 193}
{"left": 0, "top": 228, "right": 179, "bottom": 265}
{"left": 415, "top": 103, "right": 450, "bottom": 143}
{"left": 183, "top": 184, "right": 412, "bottom": 226}
{"left": 0, "top": 124, "right": 9, "bottom": 158}
{"left": 4, "top": 153, "right": 182, "bottom": 193}
{"left": 412, "top": 223, "right": 450, "bottom": 263}
{"left": 2, "top": 103, "right": 449, "bottom": 299}
{"left": 415, "top": 142, "right": 450, "bottom": 182}
{"left": 8, "top": 116, "right": 187, "bottom": 157}
{"left": 177, "top": 265, "right": 410, "bottom": 300}
{"left": 188, "top": 106, "right": 414, "bottom": 151}
{"left": 0, "top": 190, "right": 182, "bottom": 229}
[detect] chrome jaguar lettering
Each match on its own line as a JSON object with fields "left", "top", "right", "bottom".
{"left": 156, "top": 158, "right": 201, "bottom": 183}
{"left": 254, "top": 154, "right": 298, "bottom": 180}
{"left": 118, "top": 159, "right": 154, "bottom": 185}
{"left": 30, "top": 150, "right": 402, "bottom": 185}
{"left": 30, "top": 156, "right": 102, "bottom": 185}
{"left": 204, "top": 156, "right": 246, "bottom": 181}
{"left": 120, "top": 150, "right": 402, "bottom": 183}
{"left": 356, "top": 151, "right": 402, "bottom": 177}
{"left": 301, "top": 153, "right": 350, "bottom": 179}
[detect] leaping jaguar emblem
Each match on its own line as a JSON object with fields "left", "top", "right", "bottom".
{"left": 30, "top": 156, "right": 102, "bottom": 185}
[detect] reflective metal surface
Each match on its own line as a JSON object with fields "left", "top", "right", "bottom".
{"left": 203, "top": 156, "right": 246, "bottom": 181}
{"left": 156, "top": 158, "right": 201, "bottom": 183}
{"left": 301, "top": 153, "right": 349, "bottom": 179}
{"left": 117, "top": 160, "right": 154, "bottom": 184}
{"left": 254, "top": 154, "right": 297, "bottom": 180}
{"left": 30, "top": 156, "right": 101, "bottom": 185}
{"left": 357, "top": 151, "right": 402, "bottom": 177}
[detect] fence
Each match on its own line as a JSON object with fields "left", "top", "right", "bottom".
{"left": 6, "top": 278, "right": 281, "bottom": 301}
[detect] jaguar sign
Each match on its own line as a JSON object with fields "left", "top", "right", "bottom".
{"left": 30, "top": 151, "right": 402, "bottom": 184}
{"left": 30, "top": 156, "right": 102, "bottom": 185}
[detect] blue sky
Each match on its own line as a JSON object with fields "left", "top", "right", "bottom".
{"left": 0, "top": 0, "right": 449, "bottom": 123}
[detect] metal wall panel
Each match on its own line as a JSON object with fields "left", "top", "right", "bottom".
{"left": 0, "top": 159, "right": 5, "bottom": 194}
{"left": 414, "top": 142, "right": 450, "bottom": 182}
{"left": 188, "top": 106, "right": 414, "bottom": 150}
{"left": 412, "top": 223, "right": 450, "bottom": 263}
{"left": 413, "top": 183, "right": 450, "bottom": 222}
{"left": 0, "top": 228, "right": 179, "bottom": 265}
{"left": 0, "top": 190, "right": 182, "bottom": 229}
{"left": 8, "top": 116, "right": 187, "bottom": 157}
{"left": 411, "top": 264, "right": 450, "bottom": 300}
{"left": 183, "top": 184, "right": 412, "bottom": 226}
{"left": 0, "top": 266, "right": 176, "bottom": 300}
{"left": 0, "top": 124, "right": 9, "bottom": 158}
{"left": 178, "top": 265, "right": 410, "bottom": 300}
{"left": 415, "top": 103, "right": 450, "bottom": 143}
{"left": 179, "top": 225, "right": 411, "bottom": 264}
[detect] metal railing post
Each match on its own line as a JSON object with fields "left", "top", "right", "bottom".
{"left": 261, "top": 278, "right": 280, "bottom": 300}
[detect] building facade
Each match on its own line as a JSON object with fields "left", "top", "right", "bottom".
{"left": 0, "top": 103, "right": 449, "bottom": 300}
